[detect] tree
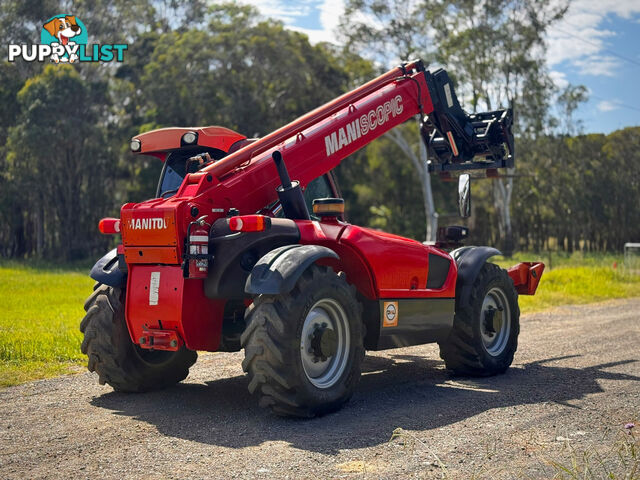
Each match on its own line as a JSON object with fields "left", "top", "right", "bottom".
{"left": 340, "top": 0, "right": 571, "bottom": 251}
{"left": 6, "top": 65, "right": 115, "bottom": 259}
{"left": 428, "top": 0, "right": 568, "bottom": 255}
{"left": 556, "top": 85, "right": 589, "bottom": 136}
{"left": 139, "top": 4, "right": 353, "bottom": 135}
{"left": 0, "top": 62, "right": 26, "bottom": 256}
{"left": 338, "top": 0, "right": 440, "bottom": 241}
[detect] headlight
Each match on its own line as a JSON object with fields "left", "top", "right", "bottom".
{"left": 182, "top": 131, "right": 197, "bottom": 145}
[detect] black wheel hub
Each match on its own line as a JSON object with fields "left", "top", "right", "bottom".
{"left": 483, "top": 306, "right": 503, "bottom": 336}
{"left": 309, "top": 323, "right": 337, "bottom": 361}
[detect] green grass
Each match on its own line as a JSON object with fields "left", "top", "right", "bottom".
{"left": 493, "top": 250, "right": 626, "bottom": 270}
{"left": 0, "top": 261, "right": 94, "bottom": 387}
{"left": 0, "top": 252, "right": 639, "bottom": 388}
{"left": 493, "top": 251, "right": 640, "bottom": 314}
{"left": 515, "top": 266, "right": 640, "bottom": 314}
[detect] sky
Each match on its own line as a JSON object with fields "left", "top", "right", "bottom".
{"left": 242, "top": 0, "right": 640, "bottom": 134}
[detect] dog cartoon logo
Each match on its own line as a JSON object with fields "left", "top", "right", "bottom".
{"left": 41, "top": 15, "right": 88, "bottom": 63}
{"left": 8, "top": 14, "right": 127, "bottom": 63}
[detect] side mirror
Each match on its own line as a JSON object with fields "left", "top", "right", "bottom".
{"left": 458, "top": 173, "right": 471, "bottom": 218}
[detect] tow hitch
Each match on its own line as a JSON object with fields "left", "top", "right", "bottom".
{"left": 138, "top": 327, "right": 183, "bottom": 351}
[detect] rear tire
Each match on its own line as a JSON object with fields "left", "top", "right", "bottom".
{"left": 439, "top": 263, "right": 519, "bottom": 376}
{"left": 80, "top": 284, "right": 197, "bottom": 392}
{"left": 241, "top": 266, "right": 364, "bottom": 417}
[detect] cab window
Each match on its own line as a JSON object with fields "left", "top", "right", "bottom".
{"left": 157, "top": 150, "right": 224, "bottom": 198}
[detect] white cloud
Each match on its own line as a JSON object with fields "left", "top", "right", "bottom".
{"left": 242, "top": 0, "right": 314, "bottom": 25}
{"left": 572, "top": 55, "right": 621, "bottom": 76}
{"left": 546, "top": 0, "right": 640, "bottom": 79}
{"left": 597, "top": 100, "right": 619, "bottom": 111}
{"left": 288, "top": 25, "right": 332, "bottom": 44}
{"left": 290, "top": 0, "right": 345, "bottom": 44}
{"left": 319, "top": 0, "right": 344, "bottom": 35}
{"left": 241, "top": 0, "right": 345, "bottom": 44}
{"left": 575, "top": 0, "right": 640, "bottom": 19}
{"left": 549, "top": 70, "right": 569, "bottom": 89}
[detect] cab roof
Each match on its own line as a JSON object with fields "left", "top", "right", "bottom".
{"left": 131, "top": 126, "right": 246, "bottom": 156}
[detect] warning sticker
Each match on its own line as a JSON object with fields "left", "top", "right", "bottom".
{"left": 446, "top": 131, "right": 459, "bottom": 157}
{"left": 444, "top": 83, "right": 453, "bottom": 108}
{"left": 149, "top": 272, "right": 160, "bottom": 306}
{"left": 382, "top": 301, "right": 399, "bottom": 327}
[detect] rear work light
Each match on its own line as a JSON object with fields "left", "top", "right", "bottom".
{"left": 182, "top": 131, "right": 197, "bottom": 145}
{"left": 130, "top": 139, "right": 141, "bottom": 152}
{"left": 228, "top": 215, "right": 271, "bottom": 232}
{"left": 98, "top": 217, "right": 121, "bottom": 234}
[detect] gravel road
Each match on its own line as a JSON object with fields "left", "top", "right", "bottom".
{"left": 1, "top": 299, "right": 639, "bottom": 479}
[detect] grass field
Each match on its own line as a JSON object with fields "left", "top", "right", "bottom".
{"left": 493, "top": 252, "right": 640, "bottom": 313}
{"left": 0, "top": 261, "right": 94, "bottom": 387}
{"left": 0, "top": 252, "right": 639, "bottom": 388}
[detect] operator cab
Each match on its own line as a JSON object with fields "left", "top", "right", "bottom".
{"left": 157, "top": 149, "right": 227, "bottom": 198}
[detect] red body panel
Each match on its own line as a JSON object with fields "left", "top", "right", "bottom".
{"left": 121, "top": 201, "right": 178, "bottom": 246}
{"left": 123, "top": 246, "right": 178, "bottom": 265}
{"left": 297, "top": 220, "right": 456, "bottom": 300}
{"left": 125, "top": 265, "right": 224, "bottom": 351}
{"left": 297, "top": 220, "right": 376, "bottom": 299}
{"left": 508, "top": 262, "right": 545, "bottom": 295}
{"left": 121, "top": 197, "right": 218, "bottom": 265}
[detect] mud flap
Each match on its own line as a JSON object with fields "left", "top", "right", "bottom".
{"left": 90, "top": 248, "right": 127, "bottom": 288}
{"left": 245, "top": 244, "right": 339, "bottom": 295}
{"left": 452, "top": 246, "right": 501, "bottom": 308}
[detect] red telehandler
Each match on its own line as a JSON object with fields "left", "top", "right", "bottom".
{"left": 82, "top": 60, "right": 544, "bottom": 417}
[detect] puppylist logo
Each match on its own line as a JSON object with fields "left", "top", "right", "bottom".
{"left": 8, "top": 14, "right": 127, "bottom": 63}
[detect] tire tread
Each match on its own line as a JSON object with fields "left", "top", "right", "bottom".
{"left": 440, "top": 263, "right": 520, "bottom": 376}
{"left": 241, "top": 265, "right": 364, "bottom": 417}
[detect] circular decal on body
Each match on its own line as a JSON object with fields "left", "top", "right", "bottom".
{"left": 383, "top": 301, "right": 398, "bottom": 327}
{"left": 386, "top": 304, "right": 396, "bottom": 321}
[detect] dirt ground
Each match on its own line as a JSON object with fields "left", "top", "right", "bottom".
{"left": 1, "top": 298, "right": 639, "bottom": 479}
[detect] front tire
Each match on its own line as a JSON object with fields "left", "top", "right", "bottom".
{"left": 241, "top": 266, "right": 364, "bottom": 417}
{"left": 439, "top": 263, "right": 519, "bottom": 376}
{"left": 80, "top": 284, "right": 197, "bottom": 392}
